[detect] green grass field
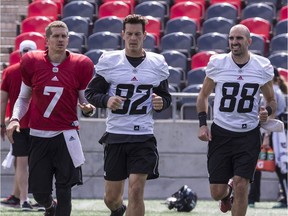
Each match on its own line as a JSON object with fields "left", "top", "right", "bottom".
{"left": 1, "top": 199, "right": 288, "bottom": 216}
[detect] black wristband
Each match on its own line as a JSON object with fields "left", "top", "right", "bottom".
{"left": 266, "top": 106, "right": 272, "bottom": 116}
{"left": 198, "top": 111, "right": 207, "bottom": 127}
{"left": 0, "top": 124, "right": 6, "bottom": 128}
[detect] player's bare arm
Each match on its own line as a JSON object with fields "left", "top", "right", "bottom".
{"left": 196, "top": 77, "right": 215, "bottom": 142}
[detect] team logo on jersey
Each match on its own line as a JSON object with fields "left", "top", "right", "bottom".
{"left": 131, "top": 76, "right": 138, "bottom": 81}
{"left": 52, "top": 67, "right": 58, "bottom": 73}
{"left": 237, "top": 75, "right": 243, "bottom": 80}
{"left": 51, "top": 76, "right": 59, "bottom": 81}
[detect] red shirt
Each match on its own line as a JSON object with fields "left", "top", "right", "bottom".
{"left": 20, "top": 50, "right": 94, "bottom": 131}
{"left": 1, "top": 63, "right": 30, "bottom": 128}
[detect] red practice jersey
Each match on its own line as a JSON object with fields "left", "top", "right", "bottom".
{"left": 20, "top": 50, "right": 94, "bottom": 131}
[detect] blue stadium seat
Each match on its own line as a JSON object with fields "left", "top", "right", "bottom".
{"left": 63, "top": 0, "right": 95, "bottom": 22}
{"left": 161, "top": 50, "right": 188, "bottom": 72}
{"left": 144, "top": 33, "right": 157, "bottom": 52}
{"left": 161, "top": 32, "right": 196, "bottom": 57}
{"left": 206, "top": 3, "right": 238, "bottom": 22}
{"left": 62, "top": 16, "right": 90, "bottom": 36}
{"left": 268, "top": 52, "right": 288, "bottom": 69}
{"left": 167, "top": 66, "right": 184, "bottom": 91}
{"left": 84, "top": 49, "right": 105, "bottom": 65}
{"left": 249, "top": 33, "right": 266, "bottom": 56}
{"left": 197, "top": 32, "right": 228, "bottom": 53}
{"left": 93, "top": 16, "right": 123, "bottom": 35}
{"left": 165, "top": 17, "right": 198, "bottom": 37}
{"left": 242, "top": 3, "right": 275, "bottom": 23}
{"left": 67, "top": 31, "right": 86, "bottom": 53}
{"left": 270, "top": 33, "right": 288, "bottom": 54}
{"left": 186, "top": 67, "right": 206, "bottom": 86}
{"left": 274, "top": 19, "right": 288, "bottom": 36}
{"left": 134, "top": 1, "right": 166, "bottom": 22}
{"left": 87, "top": 31, "right": 121, "bottom": 50}
{"left": 202, "top": 17, "right": 234, "bottom": 35}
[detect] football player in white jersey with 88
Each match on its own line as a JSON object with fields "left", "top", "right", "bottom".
{"left": 196, "top": 24, "right": 276, "bottom": 216}
{"left": 85, "top": 14, "right": 171, "bottom": 216}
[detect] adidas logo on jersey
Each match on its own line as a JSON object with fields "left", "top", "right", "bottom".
{"left": 69, "top": 136, "right": 76, "bottom": 141}
{"left": 237, "top": 75, "right": 243, "bottom": 80}
{"left": 51, "top": 76, "right": 59, "bottom": 81}
{"left": 131, "top": 76, "right": 138, "bottom": 81}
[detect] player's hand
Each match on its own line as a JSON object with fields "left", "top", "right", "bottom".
{"left": 198, "top": 125, "right": 211, "bottom": 142}
{"left": 6, "top": 120, "right": 20, "bottom": 144}
{"left": 259, "top": 106, "right": 268, "bottom": 123}
{"left": 107, "top": 96, "right": 126, "bottom": 111}
{"left": 152, "top": 93, "right": 163, "bottom": 110}
{"left": 78, "top": 103, "right": 95, "bottom": 114}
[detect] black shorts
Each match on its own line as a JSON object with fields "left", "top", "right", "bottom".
{"left": 207, "top": 123, "right": 261, "bottom": 184}
{"left": 12, "top": 128, "right": 31, "bottom": 157}
{"left": 28, "top": 133, "right": 83, "bottom": 194}
{"left": 103, "top": 136, "right": 159, "bottom": 181}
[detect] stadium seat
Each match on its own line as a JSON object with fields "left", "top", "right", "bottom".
{"left": 62, "top": 16, "right": 90, "bottom": 36}
{"left": 197, "top": 32, "right": 228, "bottom": 53}
{"left": 27, "top": 0, "right": 58, "bottom": 21}
{"left": 21, "top": 16, "right": 52, "bottom": 35}
{"left": 153, "top": 105, "right": 173, "bottom": 119}
{"left": 87, "top": 31, "right": 121, "bottom": 50}
{"left": 206, "top": 3, "right": 238, "bottom": 23}
{"left": 167, "top": 66, "right": 184, "bottom": 91}
{"left": 191, "top": 51, "right": 217, "bottom": 69}
{"left": 202, "top": 17, "right": 234, "bottom": 35}
{"left": 161, "top": 50, "right": 188, "bottom": 72}
{"left": 84, "top": 49, "right": 105, "bottom": 65}
{"left": 14, "top": 32, "right": 46, "bottom": 50}
{"left": 242, "top": 3, "right": 275, "bottom": 24}
{"left": 99, "top": 1, "right": 131, "bottom": 19}
{"left": 67, "top": 31, "right": 86, "bottom": 53}
{"left": 274, "top": 19, "right": 288, "bottom": 36}
{"left": 245, "top": 0, "right": 278, "bottom": 8}
{"left": 240, "top": 17, "right": 271, "bottom": 41}
{"left": 134, "top": 1, "right": 167, "bottom": 22}
{"left": 268, "top": 52, "right": 288, "bottom": 69}
{"left": 209, "top": 0, "right": 241, "bottom": 13}
{"left": 93, "top": 16, "right": 123, "bottom": 35}
{"left": 249, "top": 33, "right": 266, "bottom": 56}
{"left": 9, "top": 50, "right": 21, "bottom": 65}
{"left": 279, "top": 5, "right": 288, "bottom": 20}
{"left": 160, "top": 32, "right": 196, "bottom": 57}
{"left": 179, "top": 83, "right": 203, "bottom": 105}
{"left": 173, "top": 0, "right": 206, "bottom": 18}
{"left": 180, "top": 101, "right": 213, "bottom": 120}
{"left": 278, "top": 67, "right": 288, "bottom": 82}
{"left": 170, "top": 2, "right": 202, "bottom": 29}
{"left": 145, "top": 16, "right": 162, "bottom": 46}
{"left": 270, "top": 33, "right": 288, "bottom": 54}
{"left": 102, "top": 0, "right": 135, "bottom": 9}
{"left": 165, "top": 17, "right": 198, "bottom": 37}
{"left": 143, "top": 33, "right": 157, "bottom": 52}
{"left": 186, "top": 67, "right": 206, "bottom": 86}
{"left": 62, "top": 1, "right": 95, "bottom": 22}
{"left": 33, "top": 0, "right": 63, "bottom": 15}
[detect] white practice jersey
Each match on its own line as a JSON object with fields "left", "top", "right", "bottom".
{"left": 95, "top": 49, "right": 169, "bottom": 135}
{"left": 206, "top": 52, "right": 274, "bottom": 132}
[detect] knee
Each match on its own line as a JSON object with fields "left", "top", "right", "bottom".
{"left": 33, "top": 193, "right": 53, "bottom": 208}
{"left": 128, "top": 185, "right": 144, "bottom": 201}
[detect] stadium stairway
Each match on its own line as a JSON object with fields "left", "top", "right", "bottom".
{"left": 0, "top": 0, "right": 28, "bottom": 72}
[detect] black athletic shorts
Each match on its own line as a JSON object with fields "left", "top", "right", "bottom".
{"left": 207, "top": 123, "right": 261, "bottom": 184}
{"left": 12, "top": 128, "right": 31, "bottom": 157}
{"left": 28, "top": 133, "right": 83, "bottom": 194}
{"left": 103, "top": 136, "right": 159, "bottom": 181}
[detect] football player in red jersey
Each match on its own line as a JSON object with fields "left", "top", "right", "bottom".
{"left": 1, "top": 40, "right": 38, "bottom": 211}
{"left": 6, "top": 21, "right": 95, "bottom": 216}
{"left": 85, "top": 14, "right": 171, "bottom": 216}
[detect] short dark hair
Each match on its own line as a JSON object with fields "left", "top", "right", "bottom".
{"left": 123, "top": 14, "right": 148, "bottom": 33}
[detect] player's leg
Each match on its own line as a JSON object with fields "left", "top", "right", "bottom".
{"left": 231, "top": 176, "right": 250, "bottom": 216}
{"left": 104, "top": 180, "right": 126, "bottom": 213}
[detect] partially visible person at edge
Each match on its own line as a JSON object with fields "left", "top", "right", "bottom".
{"left": 0, "top": 40, "right": 44, "bottom": 211}
{"left": 6, "top": 21, "right": 95, "bottom": 216}
{"left": 248, "top": 68, "right": 288, "bottom": 209}
{"left": 196, "top": 24, "right": 276, "bottom": 216}
{"left": 85, "top": 14, "right": 171, "bottom": 216}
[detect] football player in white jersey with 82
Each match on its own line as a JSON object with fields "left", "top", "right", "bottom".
{"left": 196, "top": 24, "right": 276, "bottom": 216}
{"left": 85, "top": 14, "right": 171, "bottom": 216}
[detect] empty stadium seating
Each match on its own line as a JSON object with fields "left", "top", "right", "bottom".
{"left": 27, "top": 0, "right": 58, "bottom": 21}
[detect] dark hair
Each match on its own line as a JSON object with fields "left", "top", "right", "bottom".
{"left": 123, "top": 14, "right": 148, "bottom": 33}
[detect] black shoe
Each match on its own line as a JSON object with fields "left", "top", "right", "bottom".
{"left": 21, "top": 201, "right": 33, "bottom": 211}
{"left": 44, "top": 200, "right": 57, "bottom": 216}
{"left": 110, "top": 204, "right": 126, "bottom": 216}
{"left": 0, "top": 195, "right": 20, "bottom": 207}
{"left": 272, "top": 202, "right": 287, "bottom": 209}
{"left": 32, "top": 202, "right": 45, "bottom": 211}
